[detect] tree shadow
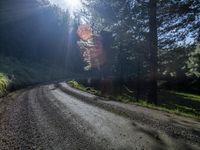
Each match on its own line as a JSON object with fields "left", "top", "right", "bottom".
{"left": 132, "top": 122, "right": 198, "bottom": 150}
{"left": 158, "top": 90, "right": 200, "bottom": 116}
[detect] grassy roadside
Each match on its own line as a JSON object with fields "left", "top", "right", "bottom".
{"left": 68, "top": 80, "right": 101, "bottom": 96}
{"left": 0, "top": 73, "right": 10, "bottom": 97}
{"left": 67, "top": 80, "right": 200, "bottom": 120}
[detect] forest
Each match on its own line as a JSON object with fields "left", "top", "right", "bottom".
{"left": 0, "top": 0, "right": 200, "bottom": 118}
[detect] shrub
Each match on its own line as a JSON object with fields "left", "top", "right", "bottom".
{"left": 67, "top": 80, "right": 101, "bottom": 95}
{"left": 0, "top": 73, "right": 10, "bottom": 97}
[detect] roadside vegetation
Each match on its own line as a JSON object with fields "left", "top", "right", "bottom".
{"left": 67, "top": 80, "right": 200, "bottom": 119}
{"left": 0, "top": 1, "right": 77, "bottom": 93}
{"left": 0, "top": 0, "right": 199, "bottom": 119}
{"left": 68, "top": 80, "right": 101, "bottom": 96}
{"left": 0, "top": 73, "right": 10, "bottom": 97}
{"left": 0, "top": 56, "right": 70, "bottom": 92}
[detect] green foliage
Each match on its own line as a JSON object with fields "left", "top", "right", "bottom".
{"left": 159, "top": 46, "right": 190, "bottom": 78}
{"left": 0, "top": 56, "right": 70, "bottom": 90}
{"left": 186, "top": 44, "right": 200, "bottom": 77}
{"left": 106, "top": 91, "right": 200, "bottom": 119}
{"left": 67, "top": 80, "right": 101, "bottom": 95}
{"left": 68, "top": 80, "right": 200, "bottom": 119}
{"left": 108, "top": 92, "right": 200, "bottom": 119}
{"left": 85, "top": 0, "right": 200, "bottom": 81}
{"left": 0, "top": 0, "right": 75, "bottom": 73}
{"left": 0, "top": 73, "right": 10, "bottom": 97}
{"left": 68, "top": 80, "right": 85, "bottom": 91}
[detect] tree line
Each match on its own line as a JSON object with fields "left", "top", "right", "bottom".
{"left": 78, "top": 0, "right": 200, "bottom": 103}
{"left": 0, "top": 0, "right": 200, "bottom": 102}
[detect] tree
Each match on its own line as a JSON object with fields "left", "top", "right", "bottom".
{"left": 187, "top": 44, "right": 200, "bottom": 77}
{"left": 158, "top": 0, "right": 200, "bottom": 48}
{"left": 82, "top": 0, "right": 200, "bottom": 101}
{"left": 148, "top": 0, "right": 158, "bottom": 104}
{"left": 0, "top": 0, "right": 72, "bottom": 68}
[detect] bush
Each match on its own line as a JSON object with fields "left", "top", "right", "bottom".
{"left": 68, "top": 80, "right": 86, "bottom": 91}
{"left": 0, "top": 73, "right": 10, "bottom": 97}
{"left": 68, "top": 80, "right": 101, "bottom": 95}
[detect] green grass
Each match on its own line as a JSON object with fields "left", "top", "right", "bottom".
{"left": 68, "top": 80, "right": 101, "bottom": 96}
{"left": 114, "top": 91, "right": 200, "bottom": 119}
{"left": 0, "top": 73, "right": 10, "bottom": 97}
{"left": 157, "top": 90, "right": 200, "bottom": 119}
{"left": 166, "top": 91, "right": 200, "bottom": 102}
{"left": 67, "top": 80, "right": 200, "bottom": 120}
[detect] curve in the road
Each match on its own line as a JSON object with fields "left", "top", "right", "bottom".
{"left": 0, "top": 84, "right": 199, "bottom": 150}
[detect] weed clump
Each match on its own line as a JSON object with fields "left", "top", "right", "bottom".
{"left": 0, "top": 73, "right": 10, "bottom": 97}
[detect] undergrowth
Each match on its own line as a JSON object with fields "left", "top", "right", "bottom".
{"left": 67, "top": 80, "right": 200, "bottom": 120}
{"left": 0, "top": 73, "right": 10, "bottom": 97}
{"left": 68, "top": 80, "right": 101, "bottom": 95}
{"left": 0, "top": 55, "right": 71, "bottom": 91}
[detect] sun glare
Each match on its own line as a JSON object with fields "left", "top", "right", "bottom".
{"left": 66, "top": 0, "right": 82, "bottom": 11}
{"left": 49, "top": 0, "right": 82, "bottom": 14}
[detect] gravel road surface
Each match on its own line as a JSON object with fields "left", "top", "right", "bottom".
{"left": 0, "top": 84, "right": 200, "bottom": 149}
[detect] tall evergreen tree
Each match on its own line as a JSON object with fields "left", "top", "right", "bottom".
{"left": 148, "top": 0, "right": 158, "bottom": 104}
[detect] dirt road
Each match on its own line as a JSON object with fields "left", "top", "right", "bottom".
{"left": 0, "top": 84, "right": 199, "bottom": 149}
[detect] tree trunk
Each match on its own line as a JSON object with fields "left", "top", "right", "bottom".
{"left": 148, "top": 0, "right": 158, "bottom": 104}
{"left": 136, "top": 53, "right": 141, "bottom": 102}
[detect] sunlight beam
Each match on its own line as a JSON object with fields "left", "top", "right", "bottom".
{"left": 66, "top": 0, "right": 82, "bottom": 11}
{"left": 49, "top": 0, "right": 82, "bottom": 15}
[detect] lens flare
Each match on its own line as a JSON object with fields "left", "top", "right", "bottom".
{"left": 77, "top": 24, "right": 93, "bottom": 41}
{"left": 77, "top": 24, "right": 106, "bottom": 70}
